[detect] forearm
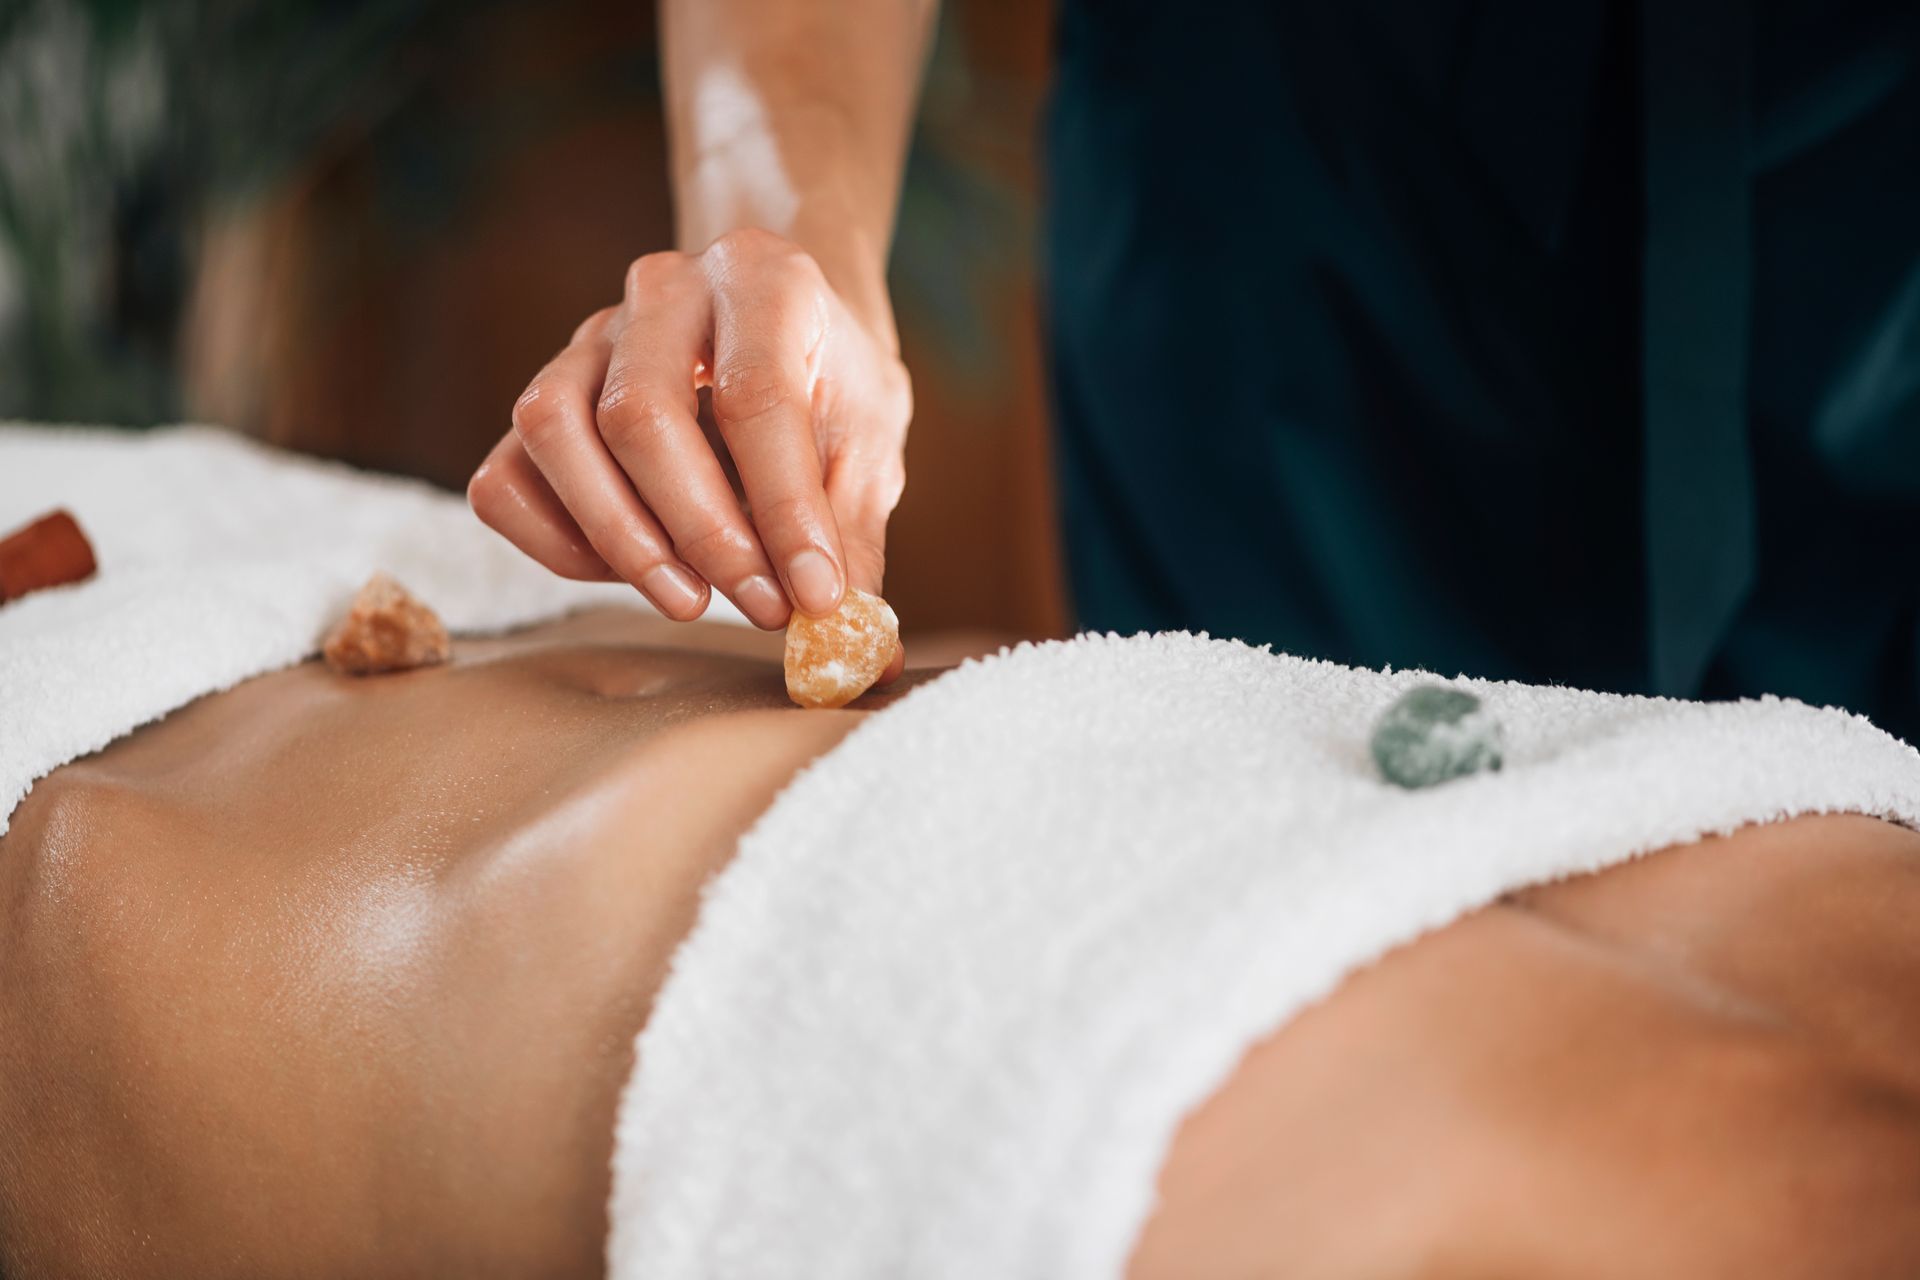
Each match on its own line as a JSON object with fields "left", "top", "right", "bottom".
{"left": 661, "top": 0, "right": 935, "bottom": 347}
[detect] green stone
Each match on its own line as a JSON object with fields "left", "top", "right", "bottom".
{"left": 1370, "top": 684, "right": 1504, "bottom": 789}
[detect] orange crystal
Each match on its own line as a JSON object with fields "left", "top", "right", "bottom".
{"left": 322, "top": 572, "right": 451, "bottom": 675}
{"left": 784, "top": 587, "right": 899, "bottom": 709}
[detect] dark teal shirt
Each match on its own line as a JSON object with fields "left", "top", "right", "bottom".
{"left": 1046, "top": 1, "right": 1920, "bottom": 738}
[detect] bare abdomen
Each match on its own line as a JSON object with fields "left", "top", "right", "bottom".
{"left": 1132, "top": 814, "right": 1920, "bottom": 1278}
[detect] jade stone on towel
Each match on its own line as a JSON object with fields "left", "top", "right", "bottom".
{"left": 1371, "top": 685, "right": 1504, "bottom": 789}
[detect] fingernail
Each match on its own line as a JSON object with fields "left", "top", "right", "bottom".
{"left": 733, "top": 574, "right": 790, "bottom": 629}
{"left": 786, "top": 548, "right": 842, "bottom": 616}
{"left": 641, "top": 564, "right": 706, "bottom": 618}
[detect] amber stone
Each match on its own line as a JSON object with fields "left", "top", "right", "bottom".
{"left": 322, "top": 573, "right": 452, "bottom": 675}
{"left": 784, "top": 588, "right": 899, "bottom": 709}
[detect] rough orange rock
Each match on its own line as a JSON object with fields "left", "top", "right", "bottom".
{"left": 0, "top": 509, "right": 97, "bottom": 602}
{"left": 322, "top": 573, "right": 451, "bottom": 675}
{"left": 784, "top": 587, "right": 899, "bottom": 709}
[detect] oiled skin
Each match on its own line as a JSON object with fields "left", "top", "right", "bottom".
{"left": 1135, "top": 815, "right": 1920, "bottom": 1278}
{"left": 0, "top": 609, "right": 878, "bottom": 1278}
{"left": 2, "top": 608, "right": 1918, "bottom": 1278}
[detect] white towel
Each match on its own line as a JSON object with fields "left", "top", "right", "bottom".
{"left": 0, "top": 423, "right": 743, "bottom": 835}
{"left": 608, "top": 630, "right": 1920, "bottom": 1279}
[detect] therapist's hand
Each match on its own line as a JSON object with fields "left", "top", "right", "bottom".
{"left": 468, "top": 228, "right": 911, "bottom": 632}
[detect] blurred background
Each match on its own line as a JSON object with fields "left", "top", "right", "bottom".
{"left": 0, "top": 0, "right": 1067, "bottom": 638}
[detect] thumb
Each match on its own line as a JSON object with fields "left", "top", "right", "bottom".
{"left": 826, "top": 457, "right": 905, "bottom": 683}
{"left": 826, "top": 453, "right": 903, "bottom": 599}
{"left": 839, "top": 519, "right": 889, "bottom": 600}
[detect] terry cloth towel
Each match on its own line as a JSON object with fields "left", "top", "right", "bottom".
{"left": 0, "top": 423, "right": 744, "bottom": 836}
{"left": 608, "top": 631, "right": 1920, "bottom": 1279}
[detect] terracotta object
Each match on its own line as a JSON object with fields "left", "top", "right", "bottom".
{"left": 0, "top": 509, "right": 98, "bottom": 602}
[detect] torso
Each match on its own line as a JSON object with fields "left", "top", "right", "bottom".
{"left": 0, "top": 609, "right": 889, "bottom": 1278}
{"left": 2, "top": 608, "right": 1918, "bottom": 1277}
{"left": 1135, "top": 813, "right": 1920, "bottom": 1278}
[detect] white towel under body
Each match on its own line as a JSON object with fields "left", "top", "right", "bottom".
{"left": 0, "top": 423, "right": 738, "bottom": 835}
{"left": 608, "top": 630, "right": 1920, "bottom": 1279}
{"left": 6, "top": 427, "right": 1917, "bottom": 1278}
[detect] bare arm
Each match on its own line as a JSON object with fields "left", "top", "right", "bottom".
{"left": 665, "top": 0, "right": 935, "bottom": 344}
{"left": 469, "top": 1, "right": 935, "bottom": 648}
